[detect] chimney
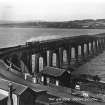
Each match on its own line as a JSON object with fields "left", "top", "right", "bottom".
{"left": 7, "top": 82, "right": 13, "bottom": 105}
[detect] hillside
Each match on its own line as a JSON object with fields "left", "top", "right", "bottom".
{"left": 1, "top": 19, "right": 105, "bottom": 28}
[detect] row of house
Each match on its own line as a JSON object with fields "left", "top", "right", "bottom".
{"left": 5, "top": 58, "right": 74, "bottom": 88}
{"left": 23, "top": 66, "right": 74, "bottom": 88}
{"left": 39, "top": 66, "right": 72, "bottom": 87}
{"left": 0, "top": 77, "right": 61, "bottom": 105}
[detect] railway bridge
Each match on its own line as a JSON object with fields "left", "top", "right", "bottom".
{"left": 0, "top": 34, "right": 105, "bottom": 76}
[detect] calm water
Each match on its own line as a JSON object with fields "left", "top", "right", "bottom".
{"left": 0, "top": 27, "right": 105, "bottom": 48}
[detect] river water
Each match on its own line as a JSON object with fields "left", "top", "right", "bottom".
{"left": 0, "top": 27, "right": 105, "bottom": 48}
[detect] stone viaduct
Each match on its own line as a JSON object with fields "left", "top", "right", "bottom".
{"left": 0, "top": 34, "right": 105, "bottom": 76}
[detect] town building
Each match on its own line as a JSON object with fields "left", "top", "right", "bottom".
{"left": 0, "top": 93, "right": 8, "bottom": 105}
{"left": 0, "top": 78, "right": 45, "bottom": 105}
{"left": 40, "top": 66, "right": 71, "bottom": 87}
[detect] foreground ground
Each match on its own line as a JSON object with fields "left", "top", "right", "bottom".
{"left": 0, "top": 59, "right": 104, "bottom": 105}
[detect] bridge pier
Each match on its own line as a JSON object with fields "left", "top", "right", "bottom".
{"left": 104, "top": 38, "right": 105, "bottom": 49}
{"left": 87, "top": 43, "right": 90, "bottom": 56}
{"left": 94, "top": 40, "right": 98, "bottom": 55}
{"left": 55, "top": 49, "right": 60, "bottom": 68}
{"left": 84, "top": 44, "right": 87, "bottom": 57}
{"left": 66, "top": 46, "right": 71, "bottom": 65}
{"left": 59, "top": 47, "right": 63, "bottom": 68}
{"left": 27, "top": 53, "right": 32, "bottom": 74}
{"left": 70, "top": 47, "right": 75, "bottom": 64}
{"left": 34, "top": 54, "right": 39, "bottom": 74}
{"left": 102, "top": 39, "right": 105, "bottom": 49}
{"left": 81, "top": 44, "right": 85, "bottom": 61}
{"left": 98, "top": 39, "right": 103, "bottom": 53}
{"left": 41, "top": 51, "right": 47, "bottom": 67}
{"left": 97, "top": 40, "right": 99, "bottom": 52}
{"left": 78, "top": 45, "right": 82, "bottom": 61}
{"left": 100, "top": 39, "right": 103, "bottom": 51}
{"left": 48, "top": 50, "right": 53, "bottom": 67}
{"left": 102, "top": 38, "right": 105, "bottom": 50}
{"left": 91, "top": 41, "right": 94, "bottom": 56}
{"left": 75, "top": 46, "right": 78, "bottom": 63}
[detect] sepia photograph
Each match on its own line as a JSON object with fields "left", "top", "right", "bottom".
{"left": 0, "top": 0, "right": 105, "bottom": 105}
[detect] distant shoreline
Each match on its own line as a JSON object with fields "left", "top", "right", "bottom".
{"left": 1, "top": 25, "right": 105, "bottom": 29}
{"left": 1, "top": 19, "right": 105, "bottom": 29}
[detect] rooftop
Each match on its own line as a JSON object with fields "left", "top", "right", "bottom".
{"left": 40, "top": 66, "right": 70, "bottom": 77}
{"left": 0, "top": 94, "right": 7, "bottom": 101}
{"left": 0, "top": 78, "right": 28, "bottom": 95}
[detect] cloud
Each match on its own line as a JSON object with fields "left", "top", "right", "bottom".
{"left": 0, "top": 0, "right": 105, "bottom": 21}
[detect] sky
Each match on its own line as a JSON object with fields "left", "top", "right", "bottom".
{"left": 0, "top": 0, "right": 105, "bottom": 21}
